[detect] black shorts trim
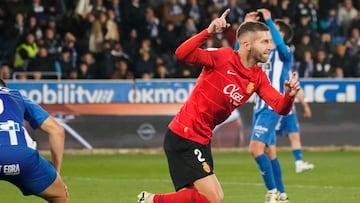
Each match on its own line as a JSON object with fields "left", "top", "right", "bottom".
{"left": 164, "top": 129, "right": 214, "bottom": 191}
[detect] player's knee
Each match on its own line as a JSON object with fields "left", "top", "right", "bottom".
{"left": 39, "top": 181, "right": 69, "bottom": 203}
{"left": 206, "top": 190, "right": 224, "bottom": 203}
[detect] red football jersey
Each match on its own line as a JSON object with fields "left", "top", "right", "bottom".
{"left": 168, "top": 29, "right": 294, "bottom": 144}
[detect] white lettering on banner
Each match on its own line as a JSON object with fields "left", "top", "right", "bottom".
{"left": 128, "top": 84, "right": 194, "bottom": 103}
{"left": 18, "top": 84, "right": 114, "bottom": 104}
{"left": 303, "top": 84, "right": 356, "bottom": 102}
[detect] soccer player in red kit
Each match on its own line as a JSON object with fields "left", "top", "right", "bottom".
{"left": 138, "top": 9, "right": 300, "bottom": 203}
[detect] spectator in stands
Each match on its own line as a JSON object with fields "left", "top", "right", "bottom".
{"left": 77, "top": 62, "right": 93, "bottom": 79}
{"left": 183, "top": 0, "right": 208, "bottom": 30}
{"left": 60, "top": 32, "right": 78, "bottom": 68}
{"left": 111, "top": 58, "right": 134, "bottom": 79}
{"left": 330, "top": 44, "right": 353, "bottom": 78}
{"left": 338, "top": 0, "right": 358, "bottom": 36}
{"left": 312, "top": 49, "right": 333, "bottom": 78}
{"left": 25, "top": 15, "right": 43, "bottom": 41}
{"left": 10, "top": 12, "right": 26, "bottom": 44}
{"left": 75, "top": 0, "right": 92, "bottom": 19}
{"left": 220, "top": 0, "right": 244, "bottom": 24}
{"left": 122, "top": 29, "right": 140, "bottom": 63}
{"left": 55, "top": 47, "right": 74, "bottom": 79}
{"left": 347, "top": 27, "right": 360, "bottom": 55}
{"left": 293, "top": 14, "right": 319, "bottom": 45}
{"left": 161, "top": 0, "right": 186, "bottom": 32}
{"left": 13, "top": 33, "right": 39, "bottom": 71}
{"left": 80, "top": 51, "right": 98, "bottom": 78}
{"left": 89, "top": 11, "right": 107, "bottom": 53}
{"left": 42, "top": 27, "right": 61, "bottom": 59}
{"left": 96, "top": 40, "right": 115, "bottom": 79}
{"left": 294, "top": 34, "right": 316, "bottom": 62}
{"left": 91, "top": 0, "right": 107, "bottom": 17}
{"left": 154, "top": 63, "right": 170, "bottom": 79}
{"left": 351, "top": 50, "right": 360, "bottom": 77}
{"left": 106, "top": 0, "right": 123, "bottom": 32}
{"left": 105, "top": 9, "right": 120, "bottom": 43}
{"left": 297, "top": 50, "right": 314, "bottom": 78}
{"left": 111, "top": 41, "right": 132, "bottom": 65}
{"left": 30, "top": 0, "right": 50, "bottom": 26}
{"left": 142, "top": 7, "right": 161, "bottom": 53}
{"left": 0, "top": 63, "right": 12, "bottom": 80}
{"left": 294, "top": 0, "right": 318, "bottom": 31}
{"left": 123, "top": 0, "right": 146, "bottom": 37}
{"left": 134, "top": 46, "right": 156, "bottom": 78}
{"left": 68, "top": 69, "right": 78, "bottom": 79}
{"left": 27, "top": 46, "right": 56, "bottom": 79}
{"left": 158, "top": 21, "right": 180, "bottom": 73}
{"left": 180, "top": 17, "right": 198, "bottom": 41}
{"left": 317, "top": 32, "right": 336, "bottom": 58}
{"left": 318, "top": 7, "right": 340, "bottom": 37}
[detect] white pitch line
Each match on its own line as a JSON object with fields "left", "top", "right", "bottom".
{"left": 64, "top": 176, "right": 360, "bottom": 190}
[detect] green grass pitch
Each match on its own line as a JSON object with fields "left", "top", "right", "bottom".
{"left": 1, "top": 149, "right": 360, "bottom": 202}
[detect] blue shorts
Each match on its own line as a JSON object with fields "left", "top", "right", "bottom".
{"left": 0, "top": 146, "right": 57, "bottom": 195}
{"left": 251, "top": 109, "right": 281, "bottom": 146}
{"left": 276, "top": 112, "right": 300, "bottom": 136}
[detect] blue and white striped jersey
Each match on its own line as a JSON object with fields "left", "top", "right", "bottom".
{"left": 253, "top": 19, "right": 294, "bottom": 113}
{"left": 0, "top": 87, "right": 49, "bottom": 148}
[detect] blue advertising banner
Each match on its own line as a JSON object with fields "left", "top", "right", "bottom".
{"left": 5, "top": 79, "right": 360, "bottom": 104}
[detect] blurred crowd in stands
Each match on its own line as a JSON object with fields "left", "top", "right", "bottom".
{"left": 0, "top": 0, "right": 359, "bottom": 80}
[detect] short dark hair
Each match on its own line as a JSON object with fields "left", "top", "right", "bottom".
{"left": 236, "top": 21, "right": 269, "bottom": 39}
{"left": 0, "top": 79, "right": 7, "bottom": 87}
{"left": 274, "top": 19, "right": 293, "bottom": 44}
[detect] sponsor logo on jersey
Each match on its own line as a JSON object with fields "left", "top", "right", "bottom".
{"left": 223, "top": 84, "right": 244, "bottom": 106}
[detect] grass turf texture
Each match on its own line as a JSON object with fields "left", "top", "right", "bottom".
{"left": 1, "top": 149, "right": 360, "bottom": 203}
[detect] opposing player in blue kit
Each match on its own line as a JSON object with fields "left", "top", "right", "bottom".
{"left": 276, "top": 90, "right": 315, "bottom": 173}
{"left": 237, "top": 9, "right": 294, "bottom": 203}
{"left": 0, "top": 79, "right": 68, "bottom": 202}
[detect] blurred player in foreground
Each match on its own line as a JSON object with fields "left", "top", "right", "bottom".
{"left": 138, "top": 8, "right": 300, "bottom": 203}
{"left": 276, "top": 90, "right": 314, "bottom": 173}
{"left": 0, "top": 79, "right": 68, "bottom": 202}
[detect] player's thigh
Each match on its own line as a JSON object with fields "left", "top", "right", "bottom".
{"left": 251, "top": 110, "right": 280, "bottom": 145}
{"left": 194, "top": 174, "right": 224, "bottom": 203}
{"left": 164, "top": 129, "right": 215, "bottom": 191}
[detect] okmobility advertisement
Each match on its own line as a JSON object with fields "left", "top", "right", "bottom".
{"left": 6, "top": 79, "right": 360, "bottom": 149}
{"left": 6, "top": 79, "right": 360, "bottom": 104}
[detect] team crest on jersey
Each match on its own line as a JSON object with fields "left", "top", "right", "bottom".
{"left": 202, "top": 162, "right": 211, "bottom": 173}
{"left": 246, "top": 82, "right": 255, "bottom": 93}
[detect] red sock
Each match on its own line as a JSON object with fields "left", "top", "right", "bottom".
{"left": 154, "top": 188, "right": 210, "bottom": 203}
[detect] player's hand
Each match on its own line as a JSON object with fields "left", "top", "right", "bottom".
{"left": 257, "top": 8, "right": 271, "bottom": 20}
{"left": 244, "top": 11, "right": 259, "bottom": 22}
{"left": 207, "top": 9, "right": 231, "bottom": 34}
{"left": 284, "top": 72, "right": 300, "bottom": 97}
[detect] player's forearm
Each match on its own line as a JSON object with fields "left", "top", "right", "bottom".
{"left": 260, "top": 86, "right": 295, "bottom": 115}
{"left": 275, "top": 94, "right": 295, "bottom": 115}
{"left": 49, "top": 130, "right": 65, "bottom": 172}
{"left": 175, "top": 29, "right": 212, "bottom": 62}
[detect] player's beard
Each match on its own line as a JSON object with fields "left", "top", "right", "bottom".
{"left": 254, "top": 51, "right": 269, "bottom": 63}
